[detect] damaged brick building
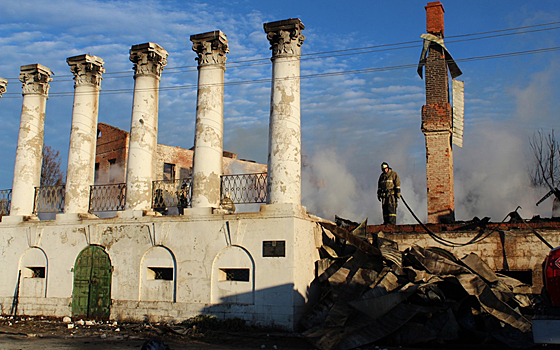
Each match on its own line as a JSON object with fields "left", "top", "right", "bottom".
{"left": 95, "top": 122, "right": 266, "bottom": 185}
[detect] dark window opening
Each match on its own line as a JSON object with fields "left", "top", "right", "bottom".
{"left": 148, "top": 267, "right": 173, "bottom": 281}
{"left": 497, "top": 270, "right": 533, "bottom": 285}
{"left": 94, "top": 163, "right": 100, "bottom": 183}
{"left": 108, "top": 158, "right": 117, "bottom": 183}
{"left": 27, "top": 266, "right": 45, "bottom": 278}
{"left": 163, "top": 163, "right": 176, "bottom": 181}
{"left": 220, "top": 268, "right": 250, "bottom": 282}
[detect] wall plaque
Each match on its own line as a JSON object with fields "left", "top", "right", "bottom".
{"left": 263, "top": 241, "right": 285, "bottom": 257}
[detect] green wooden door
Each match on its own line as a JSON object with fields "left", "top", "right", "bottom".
{"left": 72, "top": 245, "right": 112, "bottom": 319}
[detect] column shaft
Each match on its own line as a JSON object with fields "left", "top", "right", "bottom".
{"left": 190, "top": 31, "right": 228, "bottom": 209}
{"left": 10, "top": 64, "right": 52, "bottom": 216}
{"left": 264, "top": 19, "right": 305, "bottom": 206}
{"left": 125, "top": 43, "right": 168, "bottom": 212}
{"left": 64, "top": 55, "right": 104, "bottom": 214}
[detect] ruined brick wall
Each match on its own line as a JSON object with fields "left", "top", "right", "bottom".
{"left": 369, "top": 222, "right": 560, "bottom": 293}
{"left": 155, "top": 144, "right": 195, "bottom": 181}
{"left": 422, "top": 1, "right": 455, "bottom": 223}
{"left": 96, "top": 123, "right": 267, "bottom": 183}
{"left": 156, "top": 144, "right": 267, "bottom": 180}
{"left": 95, "top": 123, "right": 129, "bottom": 184}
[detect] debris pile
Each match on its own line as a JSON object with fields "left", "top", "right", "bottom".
{"left": 301, "top": 220, "right": 536, "bottom": 350}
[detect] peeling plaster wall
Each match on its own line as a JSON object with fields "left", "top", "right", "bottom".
{"left": 0, "top": 211, "right": 319, "bottom": 330}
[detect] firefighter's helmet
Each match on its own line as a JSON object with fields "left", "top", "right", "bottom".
{"left": 381, "top": 162, "right": 389, "bottom": 171}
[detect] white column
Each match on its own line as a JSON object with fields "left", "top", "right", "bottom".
{"left": 264, "top": 19, "right": 305, "bottom": 206}
{"left": 62, "top": 55, "right": 104, "bottom": 216}
{"left": 0, "top": 78, "right": 7, "bottom": 97}
{"left": 190, "top": 31, "right": 228, "bottom": 210}
{"left": 124, "top": 43, "right": 168, "bottom": 214}
{"left": 10, "top": 64, "right": 53, "bottom": 217}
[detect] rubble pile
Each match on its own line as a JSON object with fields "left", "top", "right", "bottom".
{"left": 301, "top": 220, "right": 536, "bottom": 350}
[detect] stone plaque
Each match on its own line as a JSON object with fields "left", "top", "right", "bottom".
{"left": 263, "top": 241, "right": 285, "bottom": 257}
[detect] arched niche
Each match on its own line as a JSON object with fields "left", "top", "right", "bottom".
{"left": 19, "top": 247, "right": 48, "bottom": 298}
{"left": 211, "top": 245, "right": 255, "bottom": 305}
{"left": 139, "top": 246, "right": 176, "bottom": 302}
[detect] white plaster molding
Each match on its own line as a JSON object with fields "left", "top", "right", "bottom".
{"left": 19, "top": 64, "right": 53, "bottom": 96}
{"left": 191, "top": 30, "right": 229, "bottom": 67}
{"left": 0, "top": 77, "right": 7, "bottom": 97}
{"left": 264, "top": 19, "right": 305, "bottom": 58}
{"left": 67, "top": 54, "right": 105, "bottom": 88}
{"left": 129, "top": 43, "right": 168, "bottom": 79}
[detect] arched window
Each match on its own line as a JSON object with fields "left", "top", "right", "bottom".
{"left": 19, "top": 247, "right": 48, "bottom": 298}
{"left": 140, "top": 246, "right": 176, "bottom": 302}
{"left": 211, "top": 245, "right": 255, "bottom": 305}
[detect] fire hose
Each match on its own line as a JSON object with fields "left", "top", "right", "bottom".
{"left": 399, "top": 194, "right": 500, "bottom": 248}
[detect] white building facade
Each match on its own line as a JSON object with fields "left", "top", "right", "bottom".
{"left": 0, "top": 19, "right": 320, "bottom": 330}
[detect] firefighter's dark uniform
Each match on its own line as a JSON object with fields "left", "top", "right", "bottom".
{"left": 377, "top": 165, "right": 401, "bottom": 225}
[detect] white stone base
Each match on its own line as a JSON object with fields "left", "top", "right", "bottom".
{"left": 183, "top": 207, "right": 214, "bottom": 217}
{"left": 118, "top": 210, "right": 149, "bottom": 219}
{"left": 56, "top": 212, "right": 98, "bottom": 222}
{"left": 1, "top": 215, "right": 39, "bottom": 224}
{"left": 259, "top": 203, "right": 307, "bottom": 217}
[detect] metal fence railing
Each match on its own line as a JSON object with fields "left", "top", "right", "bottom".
{"left": 0, "top": 189, "right": 11, "bottom": 216}
{"left": 33, "top": 185, "right": 65, "bottom": 214}
{"left": 89, "top": 183, "right": 126, "bottom": 212}
{"left": 221, "top": 173, "right": 267, "bottom": 204}
{"left": 152, "top": 178, "right": 192, "bottom": 214}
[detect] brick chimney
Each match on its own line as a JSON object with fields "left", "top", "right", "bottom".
{"left": 421, "top": 1, "right": 455, "bottom": 223}
{"left": 426, "top": 1, "right": 445, "bottom": 37}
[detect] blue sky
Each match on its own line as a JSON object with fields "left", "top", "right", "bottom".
{"left": 0, "top": 0, "right": 559, "bottom": 223}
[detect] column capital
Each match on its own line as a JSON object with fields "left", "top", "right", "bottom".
{"left": 67, "top": 54, "right": 105, "bottom": 88}
{"left": 0, "top": 77, "right": 7, "bottom": 97}
{"left": 19, "top": 64, "right": 53, "bottom": 96}
{"left": 190, "top": 30, "right": 229, "bottom": 67}
{"left": 129, "top": 42, "right": 168, "bottom": 79}
{"left": 264, "top": 18, "right": 305, "bottom": 57}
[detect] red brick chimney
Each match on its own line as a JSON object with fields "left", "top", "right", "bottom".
{"left": 426, "top": 1, "right": 445, "bottom": 37}
{"left": 421, "top": 1, "right": 455, "bottom": 223}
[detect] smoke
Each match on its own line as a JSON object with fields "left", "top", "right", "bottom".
{"left": 454, "top": 126, "right": 552, "bottom": 222}
{"left": 302, "top": 149, "right": 369, "bottom": 222}
{"left": 301, "top": 125, "right": 553, "bottom": 225}
{"left": 301, "top": 148, "right": 429, "bottom": 225}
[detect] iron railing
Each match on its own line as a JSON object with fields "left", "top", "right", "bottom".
{"left": 89, "top": 183, "right": 126, "bottom": 212}
{"left": 33, "top": 185, "right": 65, "bottom": 214}
{"left": 152, "top": 178, "right": 192, "bottom": 214}
{"left": 221, "top": 173, "right": 267, "bottom": 204}
{"left": 0, "top": 189, "right": 11, "bottom": 216}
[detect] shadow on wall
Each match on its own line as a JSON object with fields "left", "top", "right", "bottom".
{"left": 201, "top": 282, "right": 319, "bottom": 330}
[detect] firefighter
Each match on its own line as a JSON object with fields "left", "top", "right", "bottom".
{"left": 377, "top": 162, "right": 401, "bottom": 225}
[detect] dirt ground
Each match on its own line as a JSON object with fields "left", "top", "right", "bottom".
{"left": 0, "top": 315, "right": 315, "bottom": 350}
{"left": 3, "top": 315, "right": 560, "bottom": 350}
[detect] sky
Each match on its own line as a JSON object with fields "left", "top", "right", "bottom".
{"left": 0, "top": 0, "right": 559, "bottom": 224}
